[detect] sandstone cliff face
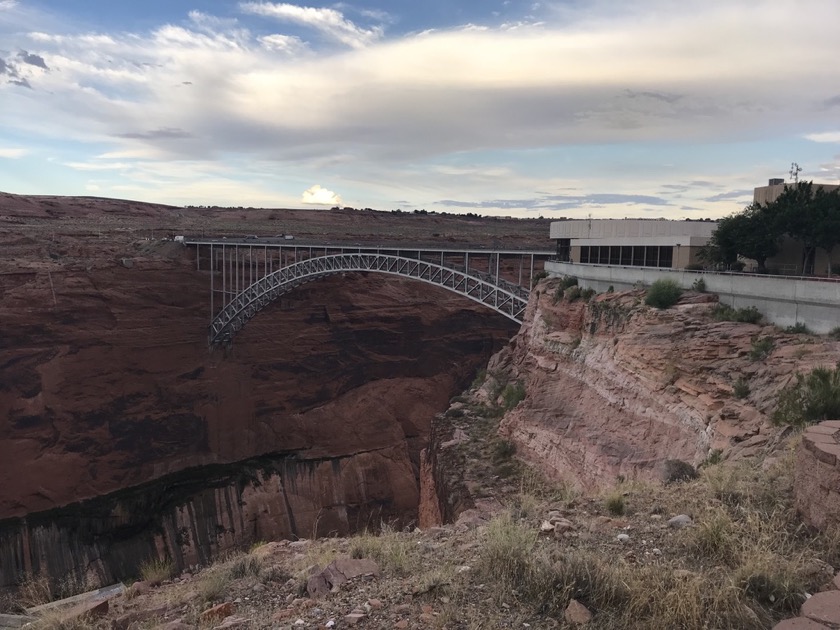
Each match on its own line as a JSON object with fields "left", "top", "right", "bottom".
{"left": 0, "top": 236, "right": 516, "bottom": 586}
{"left": 493, "top": 279, "right": 840, "bottom": 490}
{"left": 0, "top": 447, "right": 418, "bottom": 588}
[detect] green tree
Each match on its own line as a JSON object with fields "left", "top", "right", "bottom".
{"left": 775, "top": 182, "right": 840, "bottom": 274}
{"left": 704, "top": 204, "right": 780, "bottom": 273}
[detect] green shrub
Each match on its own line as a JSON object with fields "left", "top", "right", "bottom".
{"left": 565, "top": 286, "right": 582, "bottom": 301}
{"left": 711, "top": 304, "right": 763, "bottom": 324}
{"left": 558, "top": 275, "right": 578, "bottom": 290}
{"left": 501, "top": 381, "right": 526, "bottom": 410}
{"left": 830, "top": 327, "right": 840, "bottom": 340}
{"left": 471, "top": 369, "right": 487, "bottom": 390}
{"left": 772, "top": 362, "right": 840, "bottom": 427}
{"left": 605, "top": 491, "right": 625, "bottom": 516}
{"left": 732, "top": 377, "right": 750, "bottom": 399}
{"left": 785, "top": 323, "right": 811, "bottom": 335}
{"left": 492, "top": 439, "right": 517, "bottom": 463}
{"left": 644, "top": 279, "right": 682, "bottom": 309}
{"left": 704, "top": 449, "right": 723, "bottom": 466}
{"left": 691, "top": 278, "right": 706, "bottom": 292}
{"left": 607, "top": 285, "right": 614, "bottom": 293}
{"left": 749, "top": 337, "right": 775, "bottom": 361}
{"left": 580, "top": 287, "right": 596, "bottom": 301}
{"left": 533, "top": 270, "right": 549, "bottom": 282}
{"left": 662, "top": 459, "right": 698, "bottom": 484}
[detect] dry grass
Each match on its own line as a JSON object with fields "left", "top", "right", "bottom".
{"left": 194, "top": 550, "right": 264, "bottom": 605}
{"left": 26, "top": 609, "right": 94, "bottom": 630}
{"left": 138, "top": 558, "right": 174, "bottom": 586}
{"left": 348, "top": 523, "right": 416, "bottom": 576}
{"left": 16, "top": 573, "right": 53, "bottom": 609}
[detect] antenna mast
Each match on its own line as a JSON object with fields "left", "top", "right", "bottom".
{"left": 789, "top": 162, "right": 802, "bottom": 184}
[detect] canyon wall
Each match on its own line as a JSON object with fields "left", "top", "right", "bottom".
{"left": 491, "top": 278, "right": 840, "bottom": 490}
{"left": 0, "top": 239, "right": 516, "bottom": 586}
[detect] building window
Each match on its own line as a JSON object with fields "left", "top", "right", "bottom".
{"left": 620, "top": 246, "right": 632, "bottom": 266}
{"left": 658, "top": 246, "right": 673, "bottom": 268}
{"left": 598, "top": 246, "right": 610, "bottom": 265}
{"left": 556, "top": 238, "right": 571, "bottom": 262}
{"left": 633, "top": 246, "right": 645, "bottom": 267}
{"left": 580, "top": 246, "right": 590, "bottom": 263}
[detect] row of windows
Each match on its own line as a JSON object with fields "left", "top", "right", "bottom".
{"left": 578, "top": 245, "right": 674, "bottom": 268}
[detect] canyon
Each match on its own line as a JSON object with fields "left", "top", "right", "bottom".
{"left": 0, "top": 193, "right": 536, "bottom": 589}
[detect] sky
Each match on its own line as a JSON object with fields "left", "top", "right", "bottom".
{"left": 1, "top": 0, "right": 840, "bottom": 218}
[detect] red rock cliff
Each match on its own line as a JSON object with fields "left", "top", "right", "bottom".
{"left": 492, "top": 279, "right": 840, "bottom": 490}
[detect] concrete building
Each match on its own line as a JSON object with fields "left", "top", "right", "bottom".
{"left": 550, "top": 219, "right": 717, "bottom": 269}
{"left": 753, "top": 178, "right": 840, "bottom": 205}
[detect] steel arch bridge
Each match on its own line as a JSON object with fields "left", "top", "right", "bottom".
{"left": 209, "top": 253, "right": 529, "bottom": 345}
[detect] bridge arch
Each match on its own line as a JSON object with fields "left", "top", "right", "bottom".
{"left": 209, "top": 253, "right": 529, "bottom": 345}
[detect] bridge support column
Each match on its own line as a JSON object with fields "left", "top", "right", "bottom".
{"left": 530, "top": 254, "right": 534, "bottom": 289}
{"left": 210, "top": 244, "right": 214, "bottom": 319}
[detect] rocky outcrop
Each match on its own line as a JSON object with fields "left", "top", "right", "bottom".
{"left": 493, "top": 279, "right": 840, "bottom": 490}
{"left": 795, "top": 421, "right": 840, "bottom": 532}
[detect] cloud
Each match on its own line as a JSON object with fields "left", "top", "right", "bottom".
{"left": 116, "top": 128, "right": 193, "bottom": 140}
{"left": 0, "top": 0, "right": 18, "bottom": 9}
{"left": 0, "top": 148, "right": 27, "bottom": 158}
{"left": 240, "top": 2, "right": 382, "bottom": 48}
{"left": 806, "top": 131, "right": 840, "bottom": 143}
{"left": 9, "top": 78, "right": 31, "bottom": 88}
{"left": 625, "top": 89, "right": 683, "bottom": 104}
{"left": 18, "top": 50, "right": 48, "bottom": 69}
{"left": 436, "top": 192, "right": 669, "bottom": 211}
{"left": 702, "top": 189, "right": 753, "bottom": 202}
{"left": 301, "top": 184, "right": 342, "bottom": 205}
{"left": 259, "top": 33, "right": 307, "bottom": 53}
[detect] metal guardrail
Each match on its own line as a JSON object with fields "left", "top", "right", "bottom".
{"left": 209, "top": 253, "right": 528, "bottom": 345}
{"left": 548, "top": 260, "right": 840, "bottom": 283}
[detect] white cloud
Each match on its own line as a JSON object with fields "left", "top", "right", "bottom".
{"left": 0, "top": 0, "right": 18, "bottom": 9}
{"left": 301, "top": 184, "right": 341, "bottom": 205}
{"left": 259, "top": 33, "right": 307, "bottom": 53}
{"left": 806, "top": 132, "right": 840, "bottom": 143}
{"left": 239, "top": 2, "right": 382, "bottom": 48}
{"left": 0, "top": 148, "right": 27, "bottom": 158}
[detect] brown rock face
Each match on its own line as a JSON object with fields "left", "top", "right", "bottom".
{"left": 0, "top": 232, "right": 516, "bottom": 585}
{"left": 493, "top": 280, "right": 840, "bottom": 490}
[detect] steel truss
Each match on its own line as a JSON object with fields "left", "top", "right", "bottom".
{"left": 209, "top": 253, "right": 528, "bottom": 345}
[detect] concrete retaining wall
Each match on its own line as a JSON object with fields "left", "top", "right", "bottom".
{"left": 545, "top": 261, "right": 840, "bottom": 334}
{"left": 794, "top": 421, "right": 840, "bottom": 532}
